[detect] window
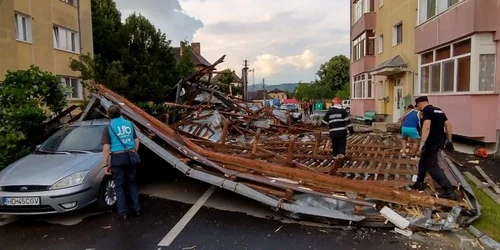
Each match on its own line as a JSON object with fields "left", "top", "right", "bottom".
{"left": 353, "top": 0, "right": 375, "bottom": 23}
{"left": 60, "top": 76, "right": 83, "bottom": 99}
{"left": 418, "top": 0, "right": 464, "bottom": 24}
{"left": 61, "top": 0, "right": 77, "bottom": 6}
{"left": 14, "top": 13, "right": 32, "bottom": 42}
{"left": 352, "top": 73, "right": 373, "bottom": 99}
{"left": 478, "top": 54, "right": 495, "bottom": 91}
{"left": 419, "top": 38, "right": 493, "bottom": 94}
{"left": 379, "top": 0, "right": 384, "bottom": 8}
{"left": 378, "top": 35, "right": 384, "bottom": 54}
{"left": 392, "top": 22, "right": 403, "bottom": 45}
{"left": 352, "top": 31, "right": 374, "bottom": 61}
{"left": 53, "top": 26, "right": 79, "bottom": 53}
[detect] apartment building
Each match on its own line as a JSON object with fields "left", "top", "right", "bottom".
{"left": 0, "top": 0, "right": 93, "bottom": 105}
{"left": 371, "top": 0, "right": 418, "bottom": 122}
{"left": 415, "top": 0, "right": 500, "bottom": 144}
{"left": 349, "top": 0, "right": 376, "bottom": 117}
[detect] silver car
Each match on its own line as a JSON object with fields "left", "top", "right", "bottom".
{"left": 0, "top": 119, "right": 116, "bottom": 215}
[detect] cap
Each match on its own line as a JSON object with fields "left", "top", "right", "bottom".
{"left": 332, "top": 97, "right": 341, "bottom": 104}
{"left": 415, "top": 96, "right": 429, "bottom": 105}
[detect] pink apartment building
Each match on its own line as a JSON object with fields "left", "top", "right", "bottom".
{"left": 415, "top": 0, "right": 500, "bottom": 148}
{"left": 350, "top": 0, "right": 376, "bottom": 117}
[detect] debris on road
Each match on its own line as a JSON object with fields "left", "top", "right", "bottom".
{"left": 82, "top": 57, "right": 480, "bottom": 231}
{"left": 464, "top": 172, "right": 500, "bottom": 205}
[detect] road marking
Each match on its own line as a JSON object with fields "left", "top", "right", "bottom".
{"left": 158, "top": 185, "right": 216, "bottom": 247}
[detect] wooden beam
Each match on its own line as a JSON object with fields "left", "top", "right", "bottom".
{"left": 287, "top": 136, "right": 296, "bottom": 162}
{"left": 251, "top": 128, "right": 262, "bottom": 155}
{"left": 220, "top": 118, "right": 229, "bottom": 145}
{"left": 464, "top": 172, "right": 500, "bottom": 205}
{"left": 474, "top": 166, "right": 500, "bottom": 194}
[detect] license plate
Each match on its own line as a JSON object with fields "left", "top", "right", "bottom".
{"left": 2, "top": 197, "right": 40, "bottom": 206}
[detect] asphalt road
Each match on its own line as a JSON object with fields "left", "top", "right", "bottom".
{"left": 0, "top": 149, "right": 460, "bottom": 250}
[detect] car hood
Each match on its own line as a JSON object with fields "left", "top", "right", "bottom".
{"left": 0, "top": 153, "right": 102, "bottom": 186}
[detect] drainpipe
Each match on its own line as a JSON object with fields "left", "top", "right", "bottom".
{"left": 77, "top": 0, "right": 82, "bottom": 54}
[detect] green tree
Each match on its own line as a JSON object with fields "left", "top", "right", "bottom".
{"left": 294, "top": 81, "right": 335, "bottom": 101}
{"left": 316, "top": 55, "right": 350, "bottom": 92}
{"left": 0, "top": 66, "right": 68, "bottom": 168}
{"left": 217, "top": 68, "right": 236, "bottom": 94}
{"left": 335, "top": 83, "right": 350, "bottom": 100}
{"left": 91, "top": 0, "right": 122, "bottom": 64}
{"left": 177, "top": 41, "right": 196, "bottom": 80}
{"left": 70, "top": 12, "right": 179, "bottom": 105}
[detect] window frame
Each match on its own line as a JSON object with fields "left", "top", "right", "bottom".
{"left": 352, "top": 73, "right": 374, "bottom": 99}
{"left": 60, "top": 76, "right": 83, "bottom": 100}
{"left": 418, "top": 35, "right": 496, "bottom": 95}
{"left": 392, "top": 22, "right": 403, "bottom": 46}
{"left": 418, "top": 0, "right": 465, "bottom": 25}
{"left": 61, "top": 0, "right": 78, "bottom": 7}
{"left": 53, "top": 25, "right": 80, "bottom": 53}
{"left": 14, "top": 12, "right": 32, "bottom": 43}
{"left": 378, "top": 34, "right": 384, "bottom": 54}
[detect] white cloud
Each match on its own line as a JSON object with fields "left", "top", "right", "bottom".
{"left": 252, "top": 50, "right": 317, "bottom": 77}
{"left": 117, "top": 0, "right": 350, "bottom": 84}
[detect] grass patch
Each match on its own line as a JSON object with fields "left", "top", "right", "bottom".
{"left": 466, "top": 177, "right": 500, "bottom": 242}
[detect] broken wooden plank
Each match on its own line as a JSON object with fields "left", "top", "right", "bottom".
{"left": 474, "top": 166, "right": 500, "bottom": 194}
{"left": 220, "top": 118, "right": 229, "bottom": 145}
{"left": 464, "top": 172, "right": 500, "bottom": 205}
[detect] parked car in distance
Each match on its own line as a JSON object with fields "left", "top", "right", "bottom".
{"left": 0, "top": 119, "right": 116, "bottom": 215}
{"left": 342, "top": 100, "right": 351, "bottom": 114}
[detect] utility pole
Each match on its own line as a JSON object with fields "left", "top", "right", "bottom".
{"left": 262, "top": 78, "right": 266, "bottom": 106}
{"left": 242, "top": 60, "right": 249, "bottom": 100}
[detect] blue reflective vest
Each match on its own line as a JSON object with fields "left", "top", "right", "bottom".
{"left": 108, "top": 117, "right": 136, "bottom": 152}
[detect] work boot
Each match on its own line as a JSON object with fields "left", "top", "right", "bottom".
{"left": 438, "top": 186, "right": 457, "bottom": 200}
{"left": 409, "top": 182, "right": 425, "bottom": 192}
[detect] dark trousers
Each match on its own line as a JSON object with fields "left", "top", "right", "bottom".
{"left": 417, "top": 141, "right": 452, "bottom": 187}
{"left": 111, "top": 153, "right": 141, "bottom": 216}
{"left": 331, "top": 136, "right": 347, "bottom": 156}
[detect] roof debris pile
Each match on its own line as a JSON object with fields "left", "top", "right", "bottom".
{"left": 91, "top": 58, "right": 480, "bottom": 231}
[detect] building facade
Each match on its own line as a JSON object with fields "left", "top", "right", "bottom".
{"left": 415, "top": 0, "right": 500, "bottom": 144}
{"left": 350, "top": 0, "right": 376, "bottom": 117}
{"left": 371, "top": 0, "right": 418, "bottom": 122}
{"left": 0, "top": 0, "right": 93, "bottom": 104}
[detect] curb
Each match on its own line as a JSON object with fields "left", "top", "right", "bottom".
{"left": 468, "top": 225, "right": 500, "bottom": 250}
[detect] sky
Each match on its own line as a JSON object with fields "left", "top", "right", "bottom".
{"left": 115, "top": 0, "right": 350, "bottom": 85}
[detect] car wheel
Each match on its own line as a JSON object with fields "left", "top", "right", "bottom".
{"left": 345, "top": 108, "right": 350, "bottom": 114}
{"left": 96, "top": 177, "right": 116, "bottom": 211}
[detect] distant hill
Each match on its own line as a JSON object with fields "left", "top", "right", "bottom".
{"left": 247, "top": 83, "right": 300, "bottom": 93}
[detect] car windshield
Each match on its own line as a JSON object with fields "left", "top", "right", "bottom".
{"left": 38, "top": 125, "right": 106, "bottom": 153}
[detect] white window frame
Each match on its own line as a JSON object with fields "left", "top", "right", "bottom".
{"left": 14, "top": 13, "right": 32, "bottom": 43}
{"left": 418, "top": 0, "right": 465, "bottom": 25}
{"left": 61, "top": 0, "right": 77, "bottom": 6}
{"left": 418, "top": 34, "right": 496, "bottom": 95}
{"left": 60, "top": 76, "right": 83, "bottom": 100}
{"left": 53, "top": 26, "right": 80, "bottom": 53}
{"left": 353, "top": 0, "right": 374, "bottom": 23}
{"left": 392, "top": 22, "right": 403, "bottom": 46}
{"left": 352, "top": 73, "right": 374, "bottom": 99}
{"left": 352, "top": 33, "right": 366, "bottom": 61}
{"left": 379, "top": 0, "right": 384, "bottom": 8}
{"left": 378, "top": 35, "right": 384, "bottom": 54}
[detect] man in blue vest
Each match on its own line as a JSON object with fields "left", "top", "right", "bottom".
{"left": 101, "top": 104, "right": 141, "bottom": 220}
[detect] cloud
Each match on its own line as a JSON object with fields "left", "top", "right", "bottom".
{"left": 114, "top": 0, "right": 203, "bottom": 44}
{"left": 253, "top": 50, "right": 317, "bottom": 77}
{"left": 116, "top": 0, "right": 350, "bottom": 84}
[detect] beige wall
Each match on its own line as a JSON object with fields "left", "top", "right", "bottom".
{"left": 0, "top": 0, "right": 93, "bottom": 104}
{"left": 374, "top": 0, "right": 418, "bottom": 119}
{"left": 0, "top": 0, "right": 18, "bottom": 79}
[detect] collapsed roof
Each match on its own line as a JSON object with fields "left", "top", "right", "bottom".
{"left": 83, "top": 56, "right": 480, "bottom": 231}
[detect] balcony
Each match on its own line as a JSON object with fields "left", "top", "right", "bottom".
{"left": 351, "top": 56, "right": 376, "bottom": 76}
{"left": 352, "top": 12, "right": 376, "bottom": 39}
{"left": 415, "top": 0, "right": 500, "bottom": 53}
